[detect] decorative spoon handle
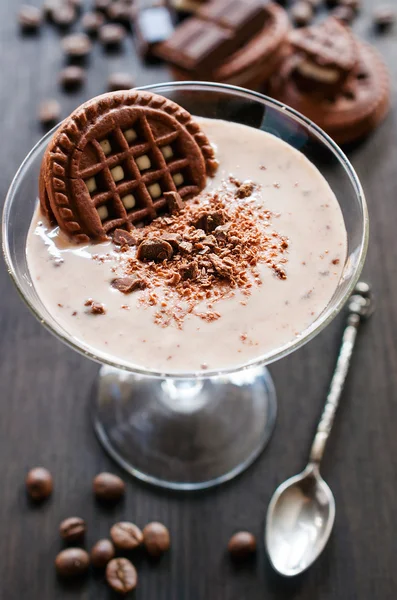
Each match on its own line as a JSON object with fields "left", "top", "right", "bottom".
{"left": 309, "top": 282, "right": 374, "bottom": 465}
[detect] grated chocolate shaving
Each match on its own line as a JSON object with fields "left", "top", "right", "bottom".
{"left": 109, "top": 186, "right": 289, "bottom": 328}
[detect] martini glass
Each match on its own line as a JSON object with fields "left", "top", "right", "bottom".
{"left": 2, "top": 82, "right": 368, "bottom": 490}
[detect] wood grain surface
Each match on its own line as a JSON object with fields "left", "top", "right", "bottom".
{"left": 1, "top": 1, "right": 397, "bottom": 598}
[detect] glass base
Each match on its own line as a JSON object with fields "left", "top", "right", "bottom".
{"left": 92, "top": 365, "right": 277, "bottom": 490}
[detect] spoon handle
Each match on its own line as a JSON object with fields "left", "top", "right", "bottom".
{"left": 309, "top": 282, "right": 374, "bottom": 465}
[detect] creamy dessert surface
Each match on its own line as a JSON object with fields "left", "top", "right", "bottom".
{"left": 27, "top": 118, "right": 347, "bottom": 373}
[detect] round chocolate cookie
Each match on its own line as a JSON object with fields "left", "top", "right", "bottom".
{"left": 40, "top": 91, "right": 218, "bottom": 242}
{"left": 269, "top": 19, "right": 390, "bottom": 145}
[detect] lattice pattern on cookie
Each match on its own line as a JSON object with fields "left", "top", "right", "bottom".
{"left": 78, "top": 113, "right": 200, "bottom": 234}
{"left": 40, "top": 90, "right": 218, "bottom": 243}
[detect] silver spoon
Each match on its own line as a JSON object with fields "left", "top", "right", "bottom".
{"left": 265, "top": 282, "right": 374, "bottom": 577}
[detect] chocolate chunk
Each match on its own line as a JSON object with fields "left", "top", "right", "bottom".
{"left": 59, "top": 66, "right": 85, "bottom": 90}
{"left": 99, "top": 23, "right": 126, "bottom": 48}
{"left": 90, "top": 302, "right": 106, "bottom": 314}
{"left": 164, "top": 191, "right": 184, "bottom": 214}
{"left": 82, "top": 11, "right": 105, "bottom": 35}
{"left": 62, "top": 33, "right": 92, "bottom": 59}
{"left": 107, "top": 72, "right": 135, "bottom": 92}
{"left": 134, "top": 6, "right": 175, "bottom": 59}
{"left": 111, "top": 276, "right": 147, "bottom": 293}
{"left": 113, "top": 228, "right": 139, "bottom": 246}
{"left": 156, "top": 18, "right": 234, "bottom": 72}
{"left": 161, "top": 232, "right": 183, "bottom": 250}
{"left": 235, "top": 180, "right": 254, "bottom": 198}
{"left": 18, "top": 5, "right": 42, "bottom": 32}
{"left": 192, "top": 210, "right": 225, "bottom": 233}
{"left": 209, "top": 254, "right": 233, "bottom": 279}
{"left": 214, "top": 223, "right": 230, "bottom": 241}
{"left": 38, "top": 99, "right": 61, "bottom": 127}
{"left": 198, "top": 0, "right": 267, "bottom": 41}
{"left": 137, "top": 238, "right": 173, "bottom": 262}
{"left": 202, "top": 235, "right": 217, "bottom": 248}
{"left": 179, "top": 260, "right": 199, "bottom": 279}
{"left": 52, "top": 3, "right": 76, "bottom": 28}
{"left": 373, "top": 5, "right": 395, "bottom": 31}
{"left": 291, "top": 1, "right": 313, "bottom": 27}
{"left": 166, "top": 271, "right": 181, "bottom": 285}
{"left": 179, "top": 241, "right": 193, "bottom": 254}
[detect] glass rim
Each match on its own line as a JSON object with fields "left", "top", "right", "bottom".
{"left": 2, "top": 81, "right": 369, "bottom": 379}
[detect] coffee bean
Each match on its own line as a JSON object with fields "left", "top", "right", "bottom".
{"left": 338, "top": 0, "right": 360, "bottom": 12}
{"left": 106, "top": 558, "right": 138, "bottom": 594}
{"left": 62, "top": 33, "right": 92, "bottom": 59}
{"left": 143, "top": 522, "right": 170, "bottom": 557}
{"left": 52, "top": 3, "right": 76, "bottom": 28}
{"left": 290, "top": 1, "right": 313, "bottom": 26}
{"left": 38, "top": 99, "right": 61, "bottom": 127}
{"left": 99, "top": 23, "right": 126, "bottom": 48}
{"left": 93, "top": 472, "right": 125, "bottom": 502}
{"left": 91, "top": 539, "right": 116, "bottom": 568}
{"left": 228, "top": 531, "right": 257, "bottom": 560}
{"left": 332, "top": 5, "right": 355, "bottom": 23}
{"left": 82, "top": 11, "right": 105, "bottom": 35}
{"left": 107, "top": 72, "right": 135, "bottom": 92}
{"left": 18, "top": 5, "right": 42, "bottom": 32}
{"left": 60, "top": 517, "right": 86, "bottom": 543}
{"left": 59, "top": 66, "right": 85, "bottom": 90}
{"left": 94, "top": 0, "right": 111, "bottom": 13}
{"left": 373, "top": 5, "right": 395, "bottom": 31}
{"left": 55, "top": 548, "right": 90, "bottom": 577}
{"left": 25, "top": 467, "right": 53, "bottom": 501}
{"left": 110, "top": 522, "right": 143, "bottom": 550}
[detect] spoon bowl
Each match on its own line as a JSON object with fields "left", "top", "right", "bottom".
{"left": 266, "top": 464, "right": 335, "bottom": 577}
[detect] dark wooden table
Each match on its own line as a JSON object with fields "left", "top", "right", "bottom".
{"left": 1, "top": 1, "right": 397, "bottom": 598}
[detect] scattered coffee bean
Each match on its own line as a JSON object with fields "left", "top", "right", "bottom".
{"left": 38, "top": 99, "right": 61, "bottom": 127}
{"left": 62, "top": 33, "right": 92, "bottom": 59}
{"left": 107, "top": 1, "right": 133, "bottom": 26}
{"left": 94, "top": 0, "right": 112, "bottom": 13}
{"left": 143, "top": 522, "right": 171, "bottom": 557}
{"left": 99, "top": 23, "right": 126, "bottom": 48}
{"left": 43, "top": 0, "right": 61, "bottom": 20}
{"left": 52, "top": 3, "right": 76, "bottom": 28}
{"left": 106, "top": 558, "right": 138, "bottom": 594}
{"left": 107, "top": 72, "right": 135, "bottom": 92}
{"left": 137, "top": 238, "right": 173, "bottom": 262}
{"left": 82, "top": 11, "right": 105, "bottom": 35}
{"left": 93, "top": 472, "right": 125, "bottom": 502}
{"left": 110, "top": 522, "right": 144, "bottom": 550}
{"left": 25, "top": 467, "right": 53, "bottom": 501}
{"left": 290, "top": 1, "right": 313, "bottom": 26}
{"left": 228, "top": 531, "right": 257, "bottom": 560}
{"left": 59, "top": 517, "right": 86, "bottom": 543}
{"left": 332, "top": 5, "right": 355, "bottom": 23}
{"left": 91, "top": 539, "right": 116, "bottom": 569}
{"left": 18, "top": 5, "right": 42, "bottom": 32}
{"left": 55, "top": 548, "right": 90, "bottom": 577}
{"left": 373, "top": 5, "right": 395, "bottom": 31}
{"left": 59, "top": 66, "right": 85, "bottom": 90}
{"left": 338, "top": 0, "right": 360, "bottom": 12}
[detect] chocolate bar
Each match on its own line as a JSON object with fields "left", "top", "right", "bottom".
{"left": 134, "top": 1, "right": 175, "bottom": 58}
{"left": 155, "top": 0, "right": 268, "bottom": 72}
